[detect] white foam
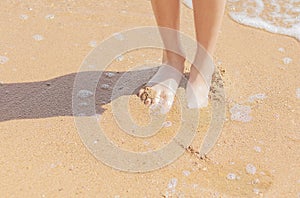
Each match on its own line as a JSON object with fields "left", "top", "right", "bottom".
{"left": 228, "top": 0, "right": 300, "bottom": 41}
{"left": 100, "top": 84, "right": 110, "bottom": 90}
{"left": 253, "top": 188, "right": 261, "bottom": 195}
{"left": 182, "top": 170, "right": 191, "bottom": 176}
{"left": 227, "top": 173, "right": 237, "bottom": 180}
{"left": 162, "top": 121, "right": 172, "bottom": 128}
{"left": 282, "top": 57, "right": 292, "bottom": 64}
{"left": 105, "top": 72, "right": 114, "bottom": 78}
{"left": 89, "top": 40, "right": 97, "bottom": 48}
{"left": 230, "top": 104, "right": 252, "bottom": 122}
{"left": 115, "top": 55, "right": 124, "bottom": 62}
{"left": 246, "top": 163, "right": 257, "bottom": 175}
{"left": 45, "top": 14, "right": 55, "bottom": 20}
{"left": 168, "top": 178, "right": 178, "bottom": 189}
{"left": 165, "top": 178, "right": 178, "bottom": 197}
{"left": 33, "top": 34, "right": 44, "bottom": 41}
{"left": 0, "top": 56, "right": 9, "bottom": 64}
{"left": 77, "top": 90, "right": 93, "bottom": 98}
{"left": 253, "top": 146, "right": 262, "bottom": 152}
{"left": 248, "top": 93, "right": 267, "bottom": 102}
{"left": 20, "top": 14, "right": 29, "bottom": 20}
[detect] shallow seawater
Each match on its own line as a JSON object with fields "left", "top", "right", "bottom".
{"left": 227, "top": 0, "right": 300, "bottom": 41}
{"left": 183, "top": 0, "right": 300, "bottom": 41}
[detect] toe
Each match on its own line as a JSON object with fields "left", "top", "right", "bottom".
{"left": 138, "top": 88, "right": 145, "bottom": 97}
{"left": 140, "top": 92, "right": 148, "bottom": 101}
{"left": 144, "top": 98, "right": 152, "bottom": 106}
{"left": 151, "top": 90, "right": 161, "bottom": 105}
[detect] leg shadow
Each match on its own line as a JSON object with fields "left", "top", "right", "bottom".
{"left": 0, "top": 67, "right": 181, "bottom": 122}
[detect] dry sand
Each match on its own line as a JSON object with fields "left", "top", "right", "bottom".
{"left": 0, "top": 0, "right": 299, "bottom": 197}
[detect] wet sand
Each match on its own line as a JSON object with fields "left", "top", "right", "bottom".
{"left": 0, "top": 0, "right": 299, "bottom": 197}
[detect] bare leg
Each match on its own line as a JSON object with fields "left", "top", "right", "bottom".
{"left": 186, "top": 0, "right": 226, "bottom": 108}
{"left": 139, "top": 0, "right": 185, "bottom": 114}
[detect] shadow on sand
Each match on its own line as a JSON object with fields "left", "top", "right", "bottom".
{"left": 0, "top": 67, "right": 190, "bottom": 122}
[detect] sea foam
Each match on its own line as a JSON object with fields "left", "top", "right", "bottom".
{"left": 228, "top": 0, "right": 300, "bottom": 41}
{"left": 182, "top": 0, "right": 300, "bottom": 41}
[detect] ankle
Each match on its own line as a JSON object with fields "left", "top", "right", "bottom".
{"left": 192, "top": 47, "right": 214, "bottom": 69}
{"left": 191, "top": 54, "right": 215, "bottom": 77}
{"left": 162, "top": 50, "right": 186, "bottom": 72}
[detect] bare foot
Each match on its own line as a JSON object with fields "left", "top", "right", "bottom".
{"left": 138, "top": 63, "right": 184, "bottom": 114}
{"left": 186, "top": 59, "right": 215, "bottom": 109}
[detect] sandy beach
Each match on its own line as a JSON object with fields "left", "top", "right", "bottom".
{"left": 0, "top": 0, "right": 299, "bottom": 197}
